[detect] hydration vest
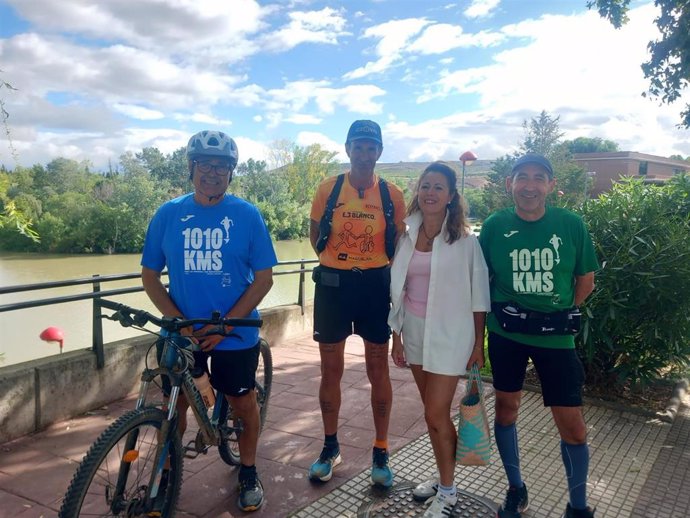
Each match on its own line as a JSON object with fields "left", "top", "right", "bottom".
{"left": 315, "top": 173, "right": 396, "bottom": 259}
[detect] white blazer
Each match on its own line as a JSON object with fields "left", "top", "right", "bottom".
{"left": 388, "top": 211, "right": 491, "bottom": 375}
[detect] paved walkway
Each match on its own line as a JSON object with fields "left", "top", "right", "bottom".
{"left": 0, "top": 333, "right": 688, "bottom": 518}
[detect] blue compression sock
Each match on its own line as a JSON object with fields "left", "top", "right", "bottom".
{"left": 494, "top": 422, "right": 523, "bottom": 488}
{"left": 561, "top": 440, "right": 589, "bottom": 510}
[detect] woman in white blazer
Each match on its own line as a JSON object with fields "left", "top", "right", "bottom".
{"left": 389, "top": 161, "right": 491, "bottom": 518}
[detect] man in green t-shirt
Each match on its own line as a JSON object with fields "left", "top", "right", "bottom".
{"left": 479, "top": 154, "right": 599, "bottom": 518}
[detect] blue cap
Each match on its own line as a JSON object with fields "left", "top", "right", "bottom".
{"left": 346, "top": 120, "right": 382, "bottom": 146}
{"left": 511, "top": 154, "right": 554, "bottom": 178}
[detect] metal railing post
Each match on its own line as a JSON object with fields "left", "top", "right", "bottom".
{"left": 297, "top": 260, "right": 306, "bottom": 315}
{"left": 92, "top": 274, "right": 105, "bottom": 369}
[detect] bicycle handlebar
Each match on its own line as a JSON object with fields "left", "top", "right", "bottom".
{"left": 98, "top": 298, "right": 263, "bottom": 334}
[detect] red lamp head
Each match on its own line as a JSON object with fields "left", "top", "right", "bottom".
{"left": 459, "top": 150, "right": 478, "bottom": 164}
{"left": 40, "top": 326, "right": 65, "bottom": 352}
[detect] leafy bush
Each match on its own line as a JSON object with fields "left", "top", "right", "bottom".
{"left": 579, "top": 175, "right": 690, "bottom": 387}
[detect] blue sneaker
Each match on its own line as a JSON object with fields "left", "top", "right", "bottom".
{"left": 308, "top": 446, "right": 342, "bottom": 482}
{"left": 371, "top": 447, "right": 394, "bottom": 487}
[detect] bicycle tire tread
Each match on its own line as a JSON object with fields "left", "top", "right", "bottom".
{"left": 58, "top": 407, "right": 183, "bottom": 518}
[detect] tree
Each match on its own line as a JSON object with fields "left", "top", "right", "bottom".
{"left": 562, "top": 136, "right": 620, "bottom": 154}
{"left": 480, "top": 154, "right": 519, "bottom": 216}
{"left": 137, "top": 146, "right": 188, "bottom": 192}
{"left": 520, "top": 110, "right": 564, "bottom": 157}
{"left": 45, "top": 158, "right": 95, "bottom": 194}
{"left": 589, "top": 0, "right": 690, "bottom": 127}
{"left": 285, "top": 144, "right": 339, "bottom": 206}
{"left": 0, "top": 169, "right": 39, "bottom": 243}
{"left": 236, "top": 159, "right": 276, "bottom": 203}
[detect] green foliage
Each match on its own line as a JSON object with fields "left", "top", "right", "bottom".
{"left": 136, "top": 146, "right": 189, "bottom": 192}
{"left": 235, "top": 158, "right": 310, "bottom": 239}
{"left": 562, "top": 136, "right": 620, "bottom": 153}
{"left": 478, "top": 155, "right": 516, "bottom": 217}
{"left": 521, "top": 110, "right": 564, "bottom": 156}
{"left": 0, "top": 170, "right": 39, "bottom": 242}
{"left": 285, "top": 144, "right": 339, "bottom": 206}
{"left": 579, "top": 175, "right": 690, "bottom": 387}
{"left": 0, "top": 159, "right": 170, "bottom": 253}
{"left": 590, "top": 0, "right": 690, "bottom": 128}
{"left": 463, "top": 188, "right": 489, "bottom": 220}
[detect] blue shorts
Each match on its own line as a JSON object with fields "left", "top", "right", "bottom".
{"left": 312, "top": 265, "right": 391, "bottom": 344}
{"left": 488, "top": 332, "right": 585, "bottom": 407}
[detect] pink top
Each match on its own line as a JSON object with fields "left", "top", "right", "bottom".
{"left": 403, "top": 249, "right": 432, "bottom": 318}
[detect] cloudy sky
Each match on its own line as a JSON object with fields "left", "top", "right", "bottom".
{"left": 1, "top": 0, "right": 689, "bottom": 170}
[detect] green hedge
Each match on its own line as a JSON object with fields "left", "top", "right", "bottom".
{"left": 579, "top": 175, "right": 690, "bottom": 387}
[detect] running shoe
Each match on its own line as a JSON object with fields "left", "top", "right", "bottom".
{"left": 497, "top": 483, "right": 529, "bottom": 518}
{"left": 308, "top": 446, "right": 342, "bottom": 482}
{"left": 371, "top": 447, "right": 394, "bottom": 487}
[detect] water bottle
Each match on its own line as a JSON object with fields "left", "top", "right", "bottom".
{"left": 192, "top": 369, "right": 216, "bottom": 409}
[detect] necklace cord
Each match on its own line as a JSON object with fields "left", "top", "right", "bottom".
{"left": 420, "top": 223, "right": 441, "bottom": 244}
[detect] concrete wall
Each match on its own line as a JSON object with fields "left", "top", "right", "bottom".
{"left": 0, "top": 302, "right": 313, "bottom": 444}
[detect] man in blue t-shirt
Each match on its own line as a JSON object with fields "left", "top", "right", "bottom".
{"left": 141, "top": 130, "right": 277, "bottom": 513}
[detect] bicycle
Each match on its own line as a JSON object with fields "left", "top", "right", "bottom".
{"left": 58, "top": 299, "right": 273, "bottom": 518}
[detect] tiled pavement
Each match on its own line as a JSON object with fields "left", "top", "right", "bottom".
{"left": 0, "top": 332, "right": 688, "bottom": 518}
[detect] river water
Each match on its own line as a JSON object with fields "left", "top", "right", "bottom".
{"left": 0, "top": 240, "right": 316, "bottom": 367}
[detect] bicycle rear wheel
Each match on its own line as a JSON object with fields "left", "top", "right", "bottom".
{"left": 218, "top": 338, "right": 273, "bottom": 466}
{"left": 59, "top": 407, "right": 183, "bottom": 518}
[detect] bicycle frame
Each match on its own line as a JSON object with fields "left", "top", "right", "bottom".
{"left": 79, "top": 299, "right": 262, "bottom": 516}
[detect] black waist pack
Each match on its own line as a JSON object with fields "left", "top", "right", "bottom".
{"left": 312, "top": 264, "right": 391, "bottom": 289}
{"left": 492, "top": 303, "right": 581, "bottom": 336}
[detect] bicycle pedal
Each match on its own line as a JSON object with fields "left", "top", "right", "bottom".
{"left": 183, "top": 441, "right": 209, "bottom": 459}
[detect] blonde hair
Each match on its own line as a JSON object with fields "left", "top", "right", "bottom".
{"left": 406, "top": 161, "right": 470, "bottom": 244}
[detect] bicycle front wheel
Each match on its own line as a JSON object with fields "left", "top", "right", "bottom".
{"left": 59, "top": 407, "right": 183, "bottom": 518}
{"left": 218, "top": 338, "right": 273, "bottom": 466}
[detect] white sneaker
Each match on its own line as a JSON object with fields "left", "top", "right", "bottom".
{"left": 412, "top": 478, "right": 438, "bottom": 501}
{"left": 423, "top": 491, "right": 457, "bottom": 518}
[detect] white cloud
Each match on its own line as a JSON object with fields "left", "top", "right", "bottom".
{"left": 295, "top": 131, "right": 343, "bottom": 160}
{"left": 464, "top": 0, "right": 501, "bottom": 19}
{"left": 0, "top": 33, "right": 249, "bottom": 111}
{"left": 233, "top": 136, "right": 271, "bottom": 164}
{"left": 408, "top": 24, "right": 504, "bottom": 54}
{"left": 264, "top": 80, "right": 386, "bottom": 116}
{"left": 5, "top": 0, "right": 270, "bottom": 65}
{"left": 173, "top": 113, "right": 234, "bottom": 126}
{"left": 343, "top": 18, "right": 430, "bottom": 79}
{"left": 262, "top": 7, "right": 350, "bottom": 51}
{"left": 284, "top": 114, "right": 323, "bottom": 124}
{"left": 113, "top": 104, "right": 164, "bottom": 121}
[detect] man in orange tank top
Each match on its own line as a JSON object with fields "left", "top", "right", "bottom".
{"left": 307, "top": 120, "right": 406, "bottom": 487}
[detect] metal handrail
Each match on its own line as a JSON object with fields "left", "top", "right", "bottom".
{"left": 1, "top": 258, "right": 319, "bottom": 368}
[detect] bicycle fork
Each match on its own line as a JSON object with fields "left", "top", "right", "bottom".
{"left": 109, "top": 377, "right": 176, "bottom": 516}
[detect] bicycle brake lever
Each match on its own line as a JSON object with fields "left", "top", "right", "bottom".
{"left": 132, "top": 310, "right": 149, "bottom": 327}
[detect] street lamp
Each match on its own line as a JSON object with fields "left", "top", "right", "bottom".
{"left": 459, "top": 150, "right": 478, "bottom": 196}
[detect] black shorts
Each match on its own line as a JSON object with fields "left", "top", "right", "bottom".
{"left": 313, "top": 265, "right": 391, "bottom": 344}
{"left": 156, "top": 338, "right": 260, "bottom": 398}
{"left": 208, "top": 343, "right": 260, "bottom": 398}
{"left": 488, "top": 332, "right": 585, "bottom": 407}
